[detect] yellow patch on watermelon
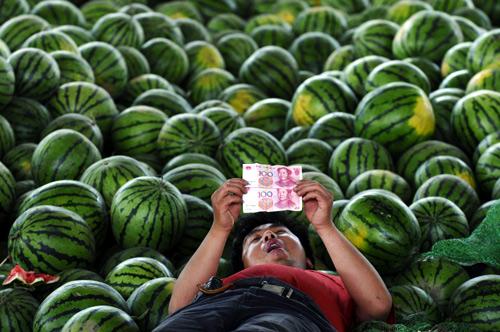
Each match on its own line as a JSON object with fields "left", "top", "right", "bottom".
{"left": 228, "top": 91, "right": 257, "bottom": 114}
{"left": 441, "top": 62, "right": 451, "bottom": 77}
{"left": 21, "top": 160, "right": 31, "bottom": 173}
{"left": 484, "top": 56, "right": 500, "bottom": 70}
{"left": 456, "top": 171, "right": 476, "bottom": 189}
{"left": 408, "top": 96, "right": 435, "bottom": 136}
{"left": 198, "top": 47, "right": 223, "bottom": 68}
{"left": 277, "top": 11, "right": 296, "bottom": 25}
{"left": 469, "top": 69, "right": 493, "bottom": 87}
{"left": 168, "top": 13, "right": 189, "bottom": 20}
{"left": 292, "top": 92, "right": 315, "bottom": 126}
{"left": 344, "top": 223, "right": 368, "bottom": 251}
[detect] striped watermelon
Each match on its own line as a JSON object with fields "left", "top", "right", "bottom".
{"left": 324, "top": 45, "right": 356, "bottom": 72}
{"left": 162, "top": 153, "right": 222, "bottom": 174}
{"left": 389, "top": 285, "right": 440, "bottom": 324}
{"left": 119, "top": 4, "right": 151, "bottom": 16}
{"left": 353, "top": 19, "right": 399, "bottom": 58}
{"left": 8, "top": 205, "right": 95, "bottom": 273}
{"left": 36, "top": 268, "right": 104, "bottom": 301}
{"left": 162, "top": 163, "right": 226, "bottom": 203}
{"left": 439, "top": 69, "right": 472, "bottom": 90}
{"left": 250, "top": 25, "right": 294, "bottom": 49}
{"left": 133, "top": 89, "right": 191, "bottom": 117}
{"left": 100, "top": 247, "right": 174, "bottom": 277}
{"left": 239, "top": 46, "right": 299, "bottom": 99}
{"left": 80, "top": 155, "right": 153, "bottom": 207}
{"left": 0, "top": 161, "right": 15, "bottom": 224}
{"left": 127, "top": 277, "right": 176, "bottom": 331}
{"left": 79, "top": 42, "right": 128, "bottom": 98}
{"left": 431, "top": 95, "right": 459, "bottom": 142}
{"left": 475, "top": 143, "right": 500, "bottom": 195}
{"left": 186, "top": 41, "right": 225, "bottom": 76}
{"left": 355, "top": 82, "right": 435, "bottom": 155}
{"left": 454, "top": 16, "right": 484, "bottom": 42}
{"left": 156, "top": 1, "right": 202, "bottom": 21}
{"left": 219, "top": 83, "right": 266, "bottom": 115}
{"left": 270, "top": 0, "right": 308, "bottom": 25}
{"left": 208, "top": 13, "right": 244, "bottom": 35}
{"left": 187, "top": 68, "right": 235, "bottom": 105}
{"left": 415, "top": 156, "right": 476, "bottom": 189}
{"left": 105, "top": 257, "right": 172, "bottom": 299}
{"left": 135, "top": 12, "right": 183, "bottom": 45}
{"left": 62, "top": 305, "right": 139, "bottom": 332}
{"left": 2, "top": 143, "right": 36, "bottom": 181}
{"left": 0, "top": 39, "right": 9, "bottom": 58}
{"left": 365, "top": 61, "right": 431, "bottom": 94}
{"left": 216, "top": 127, "right": 287, "bottom": 178}
{"left": 192, "top": 99, "right": 234, "bottom": 113}
{"left": 53, "top": 25, "right": 95, "bottom": 47}
{"left": 404, "top": 57, "right": 442, "bottom": 91}
{"left": 141, "top": 37, "right": 188, "bottom": 84}
{"left": 0, "top": 15, "right": 50, "bottom": 51}
{"left": 31, "top": 129, "right": 101, "bottom": 185}
{"left": 0, "top": 0, "right": 29, "bottom": 25}
{"left": 343, "top": 55, "right": 389, "bottom": 97}
{"left": 397, "top": 140, "right": 471, "bottom": 186}
{"left": 293, "top": 6, "right": 346, "bottom": 39}
{"left": 122, "top": 74, "right": 173, "bottom": 105}
{"left": 473, "top": 131, "right": 500, "bottom": 163}
{"left": 0, "top": 56, "right": 15, "bottom": 109}
{"left": 328, "top": 138, "right": 394, "bottom": 192}
{"left": 81, "top": 1, "right": 119, "bottom": 27}
{"left": 466, "top": 68, "right": 500, "bottom": 93}
{"left": 33, "top": 280, "right": 128, "bottom": 332}
{"left": 466, "top": 29, "right": 499, "bottom": 73}
{"left": 52, "top": 51, "right": 95, "bottom": 84}
{"left": 244, "top": 13, "right": 289, "bottom": 34}
{"left": 289, "top": 32, "right": 339, "bottom": 74}
{"left": 157, "top": 113, "right": 221, "bottom": 161}
{"left": 117, "top": 46, "right": 150, "bottom": 80}
{"left": 448, "top": 275, "right": 500, "bottom": 331}
{"left": 286, "top": 138, "right": 333, "bottom": 173}
{"left": 441, "top": 42, "right": 472, "bottom": 77}
{"left": 0, "top": 288, "right": 39, "bottom": 332}
{"left": 291, "top": 75, "right": 357, "bottom": 126}
{"left": 429, "top": 88, "right": 465, "bottom": 100}
{"left": 337, "top": 190, "right": 421, "bottom": 274}
{"left": 243, "top": 98, "right": 289, "bottom": 139}
{"left": 216, "top": 32, "right": 258, "bottom": 75}
{"left": 410, "top": 197, "right": 469, "bottom": 251}
{"left": 428, "top": 0, "right": 474, "bottom": 12}
{"left": 22, "top": 31, "right": 79, "bottom": 55}
{"left": 455, "top": 8, "right": 491, "bottom": 31}
{"left": 387, "top": 0, "right": 433, "bottom": 24}
{"left": 111, "top": 176, "right": 187, "bottom": 252}
{"left": 307, "top": 112, "right": 355, "bottom": 149}
{"left": 451, "top": 90, "right": 500, "bottom": 154}
{"left": 470, "top": 200, "right": 498, "bottom": 231}
{"left": 346, "top": 170, "right": 412, "bottom": 203}
{"left": 42, "top": 114, "right": 103, "bottom": 152}
{"left": 176, "top": 18, "right": 211, "bottom": 43}
{"left": 190, "top": 0, "right": 236, "bottom": 18}
{"left": 14, "top": 180, "right": 35, "bottom": 199}
{"left": 7, "top": 48, "right": 60, "bottom": 101}
{"left": 199, "top": 107, "right": 245, "bottom": 138}
{"left": 46, "top": 81, "right": 119, "bottom": 136}
{"left": 0, "top": 115, "right": 14, "bottom": 159}
{"left": 393, "top": 11, "right": 463, "bottom": 62}
{"left": 413, "top": 175, "right": 480, "bottom": 218}
{"left": 92, "top": 13, "right": 144, "bottom": 48}
{"left": 31, "top": 0, "right": 85, "bottom": 27}
{"left": 302, "top": 172, "right": 344, "bottom": 200}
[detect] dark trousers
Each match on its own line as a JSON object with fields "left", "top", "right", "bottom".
{"left": 153, "top": 277, "right": 337, "bottom": 332}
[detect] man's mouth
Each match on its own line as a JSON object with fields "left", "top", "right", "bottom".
{"left": 266, "top": 239, "right": 283, "bottom": 253}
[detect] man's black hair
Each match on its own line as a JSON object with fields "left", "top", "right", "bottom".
{"left": 230, "top": 212, "right": 315, "bottom": 272}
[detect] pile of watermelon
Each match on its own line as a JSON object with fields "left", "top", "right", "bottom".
{"left": 0, "top": 0, "right": 499, "bottom": 330}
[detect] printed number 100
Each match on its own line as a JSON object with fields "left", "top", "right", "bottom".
{"left": 258, "top": 191, "right": 273, "bottom": 198}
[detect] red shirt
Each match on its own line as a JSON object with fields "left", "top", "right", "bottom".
{"left": 223, "top": 264, "right": 394, "bottom": 332}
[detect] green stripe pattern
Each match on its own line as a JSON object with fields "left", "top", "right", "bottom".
{"left": 200, "top": 107, "right": 245, "bottom": 138}
{"left": 208, "top": 13, "right": 245, "bottom": 34}
{"left": 473, "top": 131, "right": 500, "bottom": 163}
{"left": 286, "top": 138, "right": 333, "bottom": 173}
{"left": 37, "top": 268, "right": 104, "bottom": 301}
{"left": 467, "top": 30, "right": 500, "bottom": 73}
{"left": 52, "top": 51, "right": 95, "bottom": 85}
{"left": 387, "top": 1, "right": 433, "bottom": 24}
{"left": 17, "top": 180, "right": 108, "bottom": 247}
{"left": 53, "top": 25, "right": 95, "bottom": 47}
{"left": 0, "top": 161, "right": 15, "bottom": 222}
{"left": 0, "top": 15, "right": 50, "bottom": 51}
{"left": 302, "top": 172, "right": 344, "bottom": 200}
{"left": 290, "top": 32, "right": 339, "bottom": 74}
{"left": 81, "top": 1, "right": 118, "bottom": 27}
{"left": 100, "top": 247, "right": 174, "bottom": 277}
{"left": 405, "top": 57, "right": 442, "bottom": 91}
{"left": 2, "top": 143, "right": 36, "bottom": 181}
{"left": 135, "top": 12, "right": 183, "bottom": 44}
{"left": 141, "top": 38, "right": 188, "bottom": 84}
{"left": 33, "top": 280, "right": 128, "bottom": 332}
{"left": 0, "top": 115, "right": 14, "bottom": 159}
{"left": 31, "top": 129, "right": 101, "bottom": 185}
{"left": 0, "top": 0, "right": 29, "bottom": 25}
{"left": 111, "top": 176, "right": 187, "bottom": 252}
{"left": 123, "top": 74, "right": 173, "bottom": 105}
{"left": 216, "top": 32, "right": 258, "bottom": 75}
{"left": 337, "top": 191, "right": 420, "bottom": 274}
{"left": 62, "top": 305, "right": 139, "bottom": 332}
{"left": 92, "top": 13, "right": 144, "bottom": 49}
{"left": 22, "top": 31, "right": 79, "bottom": 55}
{"left": 31, "top": 0, "right": 85, "bottom": 27}
{"left": 454, "top": 16, "right": 483, "bottom": 42}
{"left": 308, "top": 112, "right": 355, "bottom": 149}
{"left": 219, "top": 83, "right": 266, "bottom": 115}
{"left": 186, "top": 41, "right": 225, "bottom": 77}
{"left": 117, "top": 46, "right": 150, "bottom": 80}
{"left": 105, "top": 257, "right": 172, "bottom": 300}
{"left": 475, "top": 143, "right": 500, "bottom": 195}
{"left": 162, "top": 153, "right": 221, "bottom": 174}
{"left": 324, "top": 45, "right": 356, "bottom": 72}
{"left": 328, "top": 137, "right": 394, "bottom": 192}
{"left": 346, "top": 170, "right": 412, "bottom": 203}
{"left": 389, "top": 285, "right": 440, "bottom": 323}
{"left": 431, "top": 95, "right": 459, "bottom": 142}
{"left": 439, "top": 69, "right": 472, "bottom": 89}
{"left": 245, "top": 13, "right": 289, "bottom": 34}
{"left": 343, "top": 55, "right": 388, "bottom": 97}
{"left": 292, "top": 6, "right": 346, "bottom": 39}
{"left": 157, "top": 113, "right": 221, "bottom": 161}
{"left": 410, "top": 197, "right": 469, "bottom": 251}
{"left": 0, "top": 56, "right": 14, "bottom": 109}
{"left": 250, "top": 25, "right": 294, "bottom": 49}
{"left": 281, "top": 126, "right": 310, "bottom": 149}
{"left": 441, "top": 42, "right": 472, "bottom": 77}
{"left": 0, "top": 288, "right": 39, "bottom": 332}
{"left": 353, "top": 19, "right": 399, "bottom": 58}
{"left": 415, "top": 156, "right": 476, "bottom": 189}
{"left": 8, "top": 205, "right": 96, "bottom": 274}
{"left": 466, "top": 68, "right": 500, "bottom": 94}
{"left": 133, "top": 88, "right": 191, "bottom": 116}
{"left": 188, "top": 68, "right": 235, "bottom": 105}
{"left": 365, "top": 61, "right": 431, "bottom": 94}
{"left": 243, "top": 98, "right": 289, "bottom": 139}
{"left": 216, "top": 127, "right": 287, "bottom": 178}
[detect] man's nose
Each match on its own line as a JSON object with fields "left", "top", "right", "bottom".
{"left": 263, "top": 231, "right": 277, "bottom": 242}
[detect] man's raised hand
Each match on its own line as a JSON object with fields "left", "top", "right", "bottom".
{"left": 211, "top": 178, "right": 248, "bottom": 233}
{"left": 294, "top": 180, "right": 334, "bottom": 231}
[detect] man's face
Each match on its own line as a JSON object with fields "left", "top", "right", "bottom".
{"left": 241, "top": 223, "right": 308, "bottom": 269}
{"left": 278, "top": 188, "right": 288, "bottom": 201}
{"left": 278, "top": 168, "right": 288, "bottom": 180}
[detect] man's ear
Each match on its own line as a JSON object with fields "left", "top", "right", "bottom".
{"left": 306, "top": 258, "right": 314, "bottom": 269}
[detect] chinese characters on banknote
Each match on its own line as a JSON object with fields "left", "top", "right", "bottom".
{"left": 242, "top": 164, "right": 302, "bottom": 213}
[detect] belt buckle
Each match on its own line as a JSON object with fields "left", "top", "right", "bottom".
{"left": 261, "top": 281, "right": 294, "bottom": 298}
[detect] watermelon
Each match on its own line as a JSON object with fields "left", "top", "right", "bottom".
{"left": 8, "top": 205, "right": 95, "bottom": 273}
{"left": 286, "top": 138, "right": 333, "bottom": 173}
{"left": 207, "top": 13, "right": 245, "bottom": 35}
{"left": 410, "top": 197, "right": 469, "bottom": 251}
{"left": 387, "top": 0, "right": 433, "bottom": 24}
{"left": 353, "top": 19, "right": 398, "bottom": 58}
{"left": 35, "top": 268, "right": 104, "bottom": 301}
{"left": 133, "top": 88, "right": 191, "bottom": 117}
{"left": 216, "top": 127, "right": 287, "bottom": 178}
{"left": 243, "top": 98, "right": 289, "bottom": 139}
{"left": 293, "top": 6, "right": 346, "bottom": 39}
{"left": 79, "top": 42, "right": 128, "bottom": 98}
{"left": 337, "top": 190, "right": 421, "bottom": 274}
{"left": 216, "top": 32, "right": 258, "bottom": 75}
{"left": 475, "top": 143, "right": 500, "bottom": 195}
{"left": 190, "top": 0, "right": 236, "bottom": 18}
{"left": 7, "top": 48, "right": 60, "bottom": 101}
{"left": 186, "top": 41, "right": 225, "bottom": 76}
{"left": 127, "top": 277, "right": 176, "bottom": 331}
{"left": 431, "top": 95, "right": 459, "bottom": 142}
{"left": 454, "top": 7, "right": 492, "bottom": 29}
{"left": 244, "top": 13, "right": 289, "bottom": 34}
{"left": 80, "top": 155, "right": 153, "bottom": 207}
{"left": 62, "top": 305, "right": 139, "bottom": 332}
{"left": 473, "top": 131, "right": 500, "bottom": 163}
{"left": 46, "top": 81, "right": 119, "bottom": 136}
{"left": 439, "top": 69, "right": 472, "bottom": 90}
{"left": 404, "top": 57, "right": 442, "bottom": 91}
{"left": 0, "top": 0, "right": 29, "bottom": 25}
{"left": 51, "top": 51, "right": 95, "bottom": 85}
{"left": 291, "top": 75, "right": 357, "bottom": 126}
{"left": 0, "top": 161, "right": 15, "bottom": 224}
{"left": 415, "top": 156, "right": 476, "bottom": 189}
{"left": 454, "top": 16, "right": 484, "bottom": 43}
{"left": 469, "top": 200, "right": 499, "bottom": 231}
{"left": 390, "top": 285, "right": 440, "bottom": 324}
{"left": 42, "top": 114, "right": 103, "bottom": 152}
{"left": 31, "top": 129, "right": 101, "bottom": 186}
{"left": 2, "top": 143, "right": 36, "bottom": 181}
{"left": 122, "top": 74, "right": 173, "bottom": 105}
{"left": 176, "top": 18, "right": 211, "bottom": 43}
{"left": 289, "top": 32, "right": 339, "bottom": 74}
{"left": 100, "top": 247, "right": 174, "bottom": 277}
{"left": 0, "top": 15, "right": 50, "bottom": 51}
{"left": 355, "top": 82, "right": 435, "bottom": 154}
{"left": 307, "top": 113, "right": 354, "bottom": 149}
{"left": 111, "top": 176, "right": 187, "bottom": 252}
{"left": 14, "top": 180, "right": 35, "bottom": 199}
{"left": 239, "top": 46, "right": 299, "bottom": 100}
{"left": 466, "top": 68, "right": 500, "bottom": 93}
{"left": 33, "top": 280, "right": 128, "bottom": 332}
{"left": 0, "top": 288, "right": 39, "bottom": 332}
{"left": 324, "top": 45, "right": 356, "bottom": 72}
{"left": 81, "top": 1, "right": 119, "bottom": 27}
{"left": 250, "top": 25, "right": 294, "bottom": 49}
{"left": 31, "top": 0, "right": 85, "bottom": 27}
{"left": 429, "top": 88, "right": 465, "bottom": 100}
{"left": 156, "top": 1, "right": 202, "bottom": 22}
{"left": 162, "top": 153, "right": 222, "bottom": 174}
{"left": 117, "top": 46, "right": 150, "bottom": 79}
{"left": 0, "top": 39, "right": 9, "bottom": 58}
{"left": 142, "top": 37, "right": 189, "bottom": 84}
{"left": 270, "top": 0, "right": 308, "bottom": 25}
{"left": 414, "top": 174, "right": 480, "bottom": 218}
{"left": 105, "top": 257, "right": 172, "bottom": 299}
{"left": 134, "top": 12, "right": 183, "bottom": 45}
{"left": 365, "top": 61, "right": 431, "bottom": 94}
{"left": 302, "top": 172, "right": 344, "bottom": 200}
{"left": 0, "top": 55, "right": 15, "bottom": 109}
{"left": 53, "top": 25, "right": 95, "bottom": 47}
{"left": 219, "top": 83, "right": 267, "bottom": 115}
{"left": 0, "top": 115, "right": 14, "bottom": 159}
{"left": 466, "top": 29, "right": 499, "bottom": 73}
{"left": 22, "top": 31, "right": 79, "bottom": 55}
{"left": 346, "top": 170, "right": 412, "bottom": 203}
{"left": 343, "top": 55, "right": 389, "bottom": 97}
{"left": 187, "top": 68, "right": 236, "bottom": 105}
{"left": 393, "top": 10, "right": 463, "bottom": 62}
{"left": 120, "top": 4, "right": 152, "bottom": 16}
{"left": 92, "top": 13, "right": 143, "bottom": 48}
{"left": 199, "top": 107, "right": 245, "bottom": 138}
{"left": 492, "top": 179, "right": 500, "bottom": 199}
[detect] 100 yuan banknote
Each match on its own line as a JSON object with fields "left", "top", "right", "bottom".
{"left": 242, "top": 164, "right": 302, "bottom": 188}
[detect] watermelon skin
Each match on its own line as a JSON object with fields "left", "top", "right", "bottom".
{"left": 0, "top": 56, "right": 15, "bottom": 110}
{"left": 141, "top": 37, "right": 189, "bottom": 84}
{"left": 100, "top": 247, "right": 174, "bottom": 278}
{"left": 343, "top": 55, "right": 389, "bottom": 97}
{"left": 117, "top": 46, "right": 150, "bottom": 80}
{"left": 415, "top": 155, "right": 476, "bottom": 189}
{"left": 52, "top": 51, "right": 95, "bottom": 85}
{"left": 80, "top": 1, "right": 119, "bottom": 27}
{"left": 61, "top": 305, "right": 139, "bottom": 332}
{"left": 328, "top": 137, "right": 394, "bottom": 192}
{"left": 475, "top": 143, "right": 500, "bottom": 195}
{"left": 8, "top": 48, "right": 60, "bottom": 101}
{"left": 31, "top": 129, "right": 102, "bottom": 186}
{"left": 162, "top": 153, "right": 221, "bottom": 174}
{"left": 8, "top": 205, "right": 96, "bottom": 274}
{"left": 157, "top": 113, "right": 221, "bottom": 161}
{"left": 324, "top": 45, "right": 356, "bottom": 72}
{"left": 0, "top": 161, "right": 15, "bottom": 226}
{"left": 187, "top": 68, "right": 236, "bottom": 105}
{"left": 353, "top": 19, "right": 399, "bottom": 58}
{"left": 105, "top": 257, "right": 172, "bottom": 300}
{"left": 387, "top": 0, "right": 433, "bottom": 24}
{"left": 245, "top": 13, "right": 288, "bottom": 34}
{"left": 431, "top": 95, "right": 459, "bottom": 143}
{"left": 127, "top": 277, "right": 176, "bottom": 331}
{"left": 133, "top": 89, "right": 191, "bottom": 117}
{"left": 302, "top": 172, "right": 344, "bottom": 200}
{"left": 389, "top": 285, "right": 440, "bottom": 324}
{"left": 243, "top": 98, "right": 288, "bottom": 139}
{"left": 111, "top": 176, "right": 187, "bottom": 252}
{"left": 410, "top": 197, "right": 469, "bottom": 251}
{"left": 466, "top": 68, "right": 500, "bottom": 94}
{"left": 473, "top": 131, "right": 500, "bottom": 164}
{"left": 53, "top": 25, "right": 95, "bottom": 47}
{"left": 0, "top": 288, "right": 39, "bottom": 332}
{"left": 33, "top": 280, "right": 128, "bottom": 332}
{"left": 337, "top": 191, "right": 421, "bottom": 274}
{"left": 291, "top": 75, "right": 357, "bottom": 127}
{"left": 439, "top": 69, "right": 472, "bottom": 90}
{"left": 156, "top": 2, "right": 202, "bottom": 21}
{"left": 239, "top": 46, "right": 299, "bottom": 100}
{"left": 15, "top": 180, "right": 107, "bottom": 245}
{"left": 451, "top": 90, "right": 500, "bottom": 154}
{"left": 0, "top": 0, "right": 29, "bottom": 25}
{"left": 122, "top": 74, "right": 173, "bottom": 105}
{"left": 286, "top": 138, "right": 333, "bottom": 174}
{"left": 346, "top": 170, "right": 412, "bottom": 204}
{"left": 135, "top": 12, "right": 183, "bottom": 45}
{"left": 0, "top": 15, "right": 50, "bottom": 51}
{"left": 0, "top": 115, "right": 15, "bottom": 159}
{"left": 365, "top": 61, "right": 431, "bottom": 94}
{"left": 293, "top": 6, "right": 346, "bottom": 38}
{"left": 31, "top": 0, "right": 85, "bottom": 27}
{"left": 200, "top": 107, "right": 246, "bottom": 139}
{"left": 46, "top": 81, "right": 119, "bottom": 137}
{"left": 22, "top": 31, "right": 79, "bottom": 55}
{"left": 92, "top": 13, "right": 144, "bottom": 49}
{"left": 393, "top": 11, "right": 463, "bottom": 63}
{"left": 404, "top": 57, "right": 442, "bottom": 91}
{"left": 219, "top": 83, "right": 266, "bottom": 115}
{"left": 216, "top": 32, "right": 258, "bottom": 75}
{"left": 36, "top": 268, "right": 104, "bottom": 301}
{"left": 185, "top": 41, "right": 225, "bottom": 77}
{"left": 251, "top": 25, "right": 294, "bottom": 49}
{"left": 355, "top": 82, "right": 435, "bottom": 155}
{"left": 454, "top": 16, "right": 484, "bottom": 43}
{"left": 289, "top": 32, "right": 339, "bottom": 74}
{"left": 216, "top": 127, "right": 287, "bottom": 178}
{"left": 2, "top": 143, "right": 36, "bottom": 181}
{"left": 467, "top": 29, "right": 500, "bottom": 74}
{"left": 441, "top": 42, "right": 472, "bottom": 77}
{"left": 175, "top": 18, "right": 211, "bottom": 44}
{"left": 207, "top": 13, "right": 245, "bottom": 35}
